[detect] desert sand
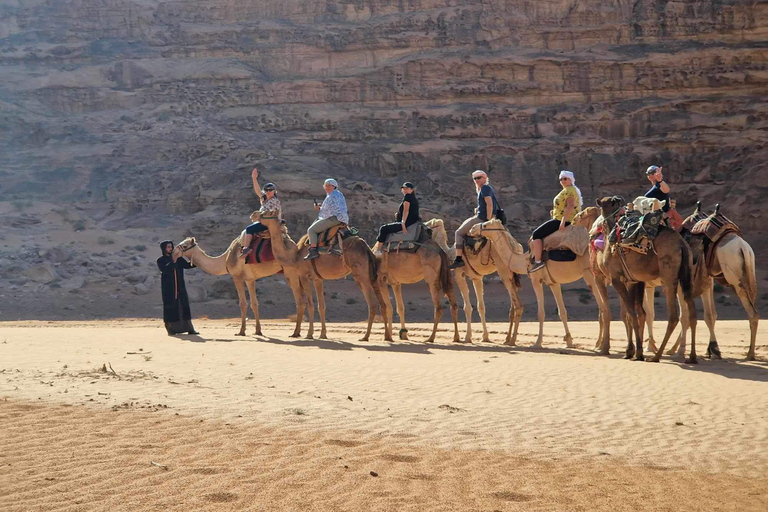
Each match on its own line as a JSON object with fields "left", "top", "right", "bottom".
{"left": 1, "top": 319, "right": 767, "bottom": 511}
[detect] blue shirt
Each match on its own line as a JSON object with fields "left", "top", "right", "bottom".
{"left": 318, "top": 189, "right": 349, "bottom": 224}
{"left": 645, "top": 183, "right": 670, "bottom": 212}
{"left": 477, "top": 184, "right": 499, "bottom": 221}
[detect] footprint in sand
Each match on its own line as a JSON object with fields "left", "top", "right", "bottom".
{"left": 325, "top": 439, "right": 363, "bottom": 448}
{"left": 491, "top": 491, "right": 532, "bottom": 502}
{"left": 204, "top": 492, "right": 237, "bottom": 503}
{"left": 382, "top": 454, "right": 421, "bottom": 463}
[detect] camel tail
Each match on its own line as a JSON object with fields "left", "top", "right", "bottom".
{"left": 678, "top": 240, "right": 694, "bottom": 301}
{"left": 438, "top": 247, "right": 453, "bottom": 297}
{"left": 740, "top": 241, "right": 758, "bottom": 310}
{"left": 513, "top": 273, "right": 522, "bottom": 289}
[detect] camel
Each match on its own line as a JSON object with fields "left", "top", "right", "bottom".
{"left": 258, "top": 211, "right": 391, "bottom": 342}
{"left": 595, "top": 196, "right": 698, "bottom": 363}
{"left": 176, "top": 234, "right": 312, "bottom": 338}
{"left": 374, "top": 229, "right": 460, "bottom": 343}
{"left": 523, "top": 221, "right": 609, "bottom": 350}
{"left": 644, "top": 204, "right": 759, "bottom": 361}
{"left": 427, "top": 219, "right": 524, "bottom": 345}
{"left": 572, "top": 206, "right": 614, "bottom": 352}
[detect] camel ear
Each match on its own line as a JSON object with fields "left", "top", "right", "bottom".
{"left": 191, "top": 237, "right": 196, "bottom": 244}
{"left": 595, "top": 198, "right": 602, "bottom": 207}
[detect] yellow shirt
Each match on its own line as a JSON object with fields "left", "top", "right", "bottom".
{"left": 551, "top": 186, "right": 581, "bottom": 222}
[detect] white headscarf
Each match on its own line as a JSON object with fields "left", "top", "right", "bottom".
{"left": 559, "top": 170, "right": 583, "bottom": 210}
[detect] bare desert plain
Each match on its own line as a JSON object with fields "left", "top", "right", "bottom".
{"left": 1, "top": 318, "right": 766, "bottom": 511}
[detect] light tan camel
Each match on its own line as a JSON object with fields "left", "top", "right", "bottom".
{"left": 644, "top": 205, "right": 759, "bottom": 361}
{"left": 596, "top": 196, "right": 698, "bottom": 363}
{"left": 427, "top": 219, "right": 524, "bottom": 345}
{"left": 176, "top": 235, "right": 312, "bottom": 338}
{"left": 520, "top": 220, "right": 609, "bottom": 350}
{"left": 259, "top": 211, "right": 392, "bottom": 342}
{"left": 375, "top": 233, "right": 460, "bottom": 343}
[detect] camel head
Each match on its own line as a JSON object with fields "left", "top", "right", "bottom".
{"left": 249, "top": 210, "right": 260, "bottom": 222}
{"left": 259, "top": 209, "right": 280, "bottom": 223}
{"left": 177, "top": 236, "right": 197, "bottom": 254}
{"left": 596, "top": 196, "right": 624, "bottom": 221}
{"left": 572, "top": 206, "right": 601, "bottom": 229}
{"left": 468, "top": 218, "right": 504, "bottom": 238}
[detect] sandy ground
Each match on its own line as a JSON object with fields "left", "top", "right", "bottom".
{"left": 1, "top": 319, "right": 767, "bottom": 511}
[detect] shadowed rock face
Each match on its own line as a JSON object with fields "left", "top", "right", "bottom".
{"left": 1, "top": 1, "right": 767, "bottom": 258}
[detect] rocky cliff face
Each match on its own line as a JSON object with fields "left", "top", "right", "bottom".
{"left": 1, "top": 0, "right": 766, "bottom": 318}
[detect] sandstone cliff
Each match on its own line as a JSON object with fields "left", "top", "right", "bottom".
{"left": 1, "top": 0, "right": 766, "bottom": 319}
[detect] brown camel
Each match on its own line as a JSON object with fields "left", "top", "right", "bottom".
{"left": 644, "top": 204, "right": 759, "bottom": 361}
{"left": 427, "top": 219, "right": 524, "bottom": 345}
{"left": 176, "top": 235, "right": 312, "bottom": 338}
{"left": 595, "top": 196, "right": 698, "bottom": 363}
{"left": 572, "top": 206, "right": 614, "bottom": 352}
{"left": 258, "top": 211, "right": 391, "bottom": 341}
{"left": 374, "top": 232, "right": 460, "bottom": 343}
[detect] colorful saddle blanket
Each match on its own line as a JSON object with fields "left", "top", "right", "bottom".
{"left": 608, "top": 210, "right": 664, "bottom": 254}
{"left": 689, "top": 212, "right": 740, "bottom": 244}
{"left": 245, "top": 234, "right": 274, "bottom": 265}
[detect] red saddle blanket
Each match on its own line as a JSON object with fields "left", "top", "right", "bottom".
{"left": 246, "top": 236, "right": 275, "bottom": 265}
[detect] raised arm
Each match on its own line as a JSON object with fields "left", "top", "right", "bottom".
{"left": 251, "top": 168, "right": 263, "bottom": 203}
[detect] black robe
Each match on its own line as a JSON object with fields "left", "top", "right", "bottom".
{"left": 157, "top": 255, "right": 196, "bottom": 334}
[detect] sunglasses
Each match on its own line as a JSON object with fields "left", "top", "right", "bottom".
{"left": 473, "top": 176, "right": 484, "bottom": 181}
{"left": 559, "top": 178, "right": 570, "bottom": 181}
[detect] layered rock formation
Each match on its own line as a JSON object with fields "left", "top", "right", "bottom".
{"left": 1, "top": 0, "right": 766, "bottom": 318}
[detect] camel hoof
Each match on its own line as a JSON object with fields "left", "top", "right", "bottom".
{"left": 706, "top": 341, "right": 722, "bottom": 360}
{"left": 319, "top": 335, "right": 328, "bottom": 340}
{"left": 666, "top": 349, "right": 676, "bottom": 356}
{"left": 600, "top": 348, "right": 610, "bottom": 356}
{"left": 623, "top": 353, "right": 633, "bottom": 360}
{"left": 426, "top": 339, "right": 436, "bottom": 343}
{"left": 746, "top": 353, "right": 756, "bottom": 362}
{"left": 503, "top": 340, "right": 516, "bottom": 347}
{"left": 255, "top": 331, "right": 263, "bottom": 337}
{"left": 236, "top": 332, "right": 246, "bottom": 336}
{"left": 633, "top": 355, "right": 644, "bottom": 362}
{"left": 305, "top": 335, "right": 314, "bottom": 340}
{"left": 648, "top": 357, "right": 661, "bottom": 363}
{"left": 685, "top": 357, "right": 698, "bottom": 364}
{"left": 482, "top": 339, "right": 493, "bottom": 343}
{"left": 359, "top": 337, "right": 370, "bottom": 342}
{"left": 399, "top": 334, "right": 409, "bottom": 341}
{"left": 532, "top": 342, "right": 543, "bottom": 349}
{"left": 289, "top": 333, "right": 300, "bottom": 338}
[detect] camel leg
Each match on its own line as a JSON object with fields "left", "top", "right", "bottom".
{"left": 671, "top": 287, "right": 689, "bottom": 358}
{"left": 297, "top": 276, "right": 315, "bottom": 339}
{"left": 502, "top": 275, "right": 523, "bottom": 346}
{"left": 472, "top": 278, "right": 491, "bottom": 343}
{"left": 632, "top": 283, "right": 646, "bottom": 361}
{"left": 702, "top": 281, "right": 720, "bottom": 359}
{"left": 531, "top": 274, "right": 546, "bottom": 348}
{"left": 446, "top": 276, "right": 461, "bottom": 343}
{"left": 351, "top": 275, "right": 378, "bottom": 342}
{"left": 455, "top": 271, "right": 474, "bottom": 343}
{"left": 392, "top": 283, "right": 408, "bottom": 341}
{"left": 651, "top": 281, "right": 683, "bottom": 363}
{"left": 613, "top": 281, "right": 637, "bottom": 359}
{"left": 594, "top": 275, "right": 612, "bottom": 354}
{"left": 732, "top": 285, "right": 759, "bottom": 361}
{"left": 245, "top": 280, "right": 262, "bottom": 336}
{"left": 313, "top": 279, "right": 328, "bottom": 339}
{"left": 643, "top": 286, "right": 658, "bottom": 353}
{"left": 549, "top": 283, "right": 572, "bottom": 348}
{"left": 233, "top": 278, "right": 248, "bottom": 336}
{"left": 424, "top": 277, "right": 444, "bottom": 344}
{"left": 583, "top": 271, "right": 608, "bottom": 351}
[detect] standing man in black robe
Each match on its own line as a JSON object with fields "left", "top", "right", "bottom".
{"left": 157, "top": 241, "right": 199, "bottom": 335}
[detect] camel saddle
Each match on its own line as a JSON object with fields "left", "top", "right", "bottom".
{"left": 689, "top": 212, "right": 740, "bottom": 245}
{"left": 383, "top": 223, "right": 430, "bottom": 254}
{"left": 542, "top": 225, "right": 589, "bottom": 256}
{"left": 608, "top": 210, "right": 664, "bottom": 255}
{"left": 245, "top": 232, "right": 275, "bottom": 265}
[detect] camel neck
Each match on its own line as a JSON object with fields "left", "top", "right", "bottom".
{"left": 189, "top": 247, "right": 229, "bottom": 276}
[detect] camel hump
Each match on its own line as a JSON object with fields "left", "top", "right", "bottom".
{"left": 297, "top": 234, "right": 310, "bottom": 249}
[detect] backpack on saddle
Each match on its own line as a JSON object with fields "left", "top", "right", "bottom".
{"left": 685, "top": 205, "right": 740, "bottom": 272}
{"left": 608, "top": 210, "right": 664, "bottom": 254}
{"left": 382, "top": 223, "right": 431, "bottom": 254}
